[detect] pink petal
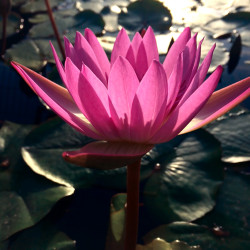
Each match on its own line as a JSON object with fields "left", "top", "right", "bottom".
{"left": 108, "top": 56, "right": 140, "bottom": 139}
{"left": 165, "top": 53, "right": 183, "bottom": 113}
{"left": 142, "top": 26, "right": 159, "bottom": 64}
{"left": 163, "top": 27, "right": 191, "bottom": 78}
{"left": 64, "top": 58, "right": 88, "bottom": 117}
{"left": 74, "top": 32, "right": 107, "bottom": 85}
{"left": 11, "top": 62, "right": 103, "bottom": 140}
{"left": 64, "top": 36, "right": 82, "bottom": 69}
{"left": 181, "top": 34, "right": 197, "bottom": 83}
{"left": 180, "top": 77, "right": 250, "bottom": 134}
{"left": 76, "top": 66, "right": 120, "bottom": 140}
{"left": 84, "top": 28, "right": 110, "bottom": 78}
{"left": 131, "top": 32, "right": 143, "bottom": 53}
{"left": 135, "top": 42, "right": 148, "bottom": 80}
{"left": 188, "top": 38, "right": 203, "bottom": 84}
{"left": 130, "top": 60, "right": 168, "bottom": 142}
{"left": 149, "top": 66, "right": 223, "bottom": 143}
{"left": 50, "top": 42, "right": 66, "bottom": 85}
{"left": 63, "top": 141, "right": 153, "bottom": 169}
{"left": 178, "top": 44, "right": 216, "bottom": 107}
{"left": 111, "top": 28, "right": 131, "bottom": 67}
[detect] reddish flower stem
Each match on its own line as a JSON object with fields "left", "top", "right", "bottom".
{"left": 125, "top": 159, "right": 141, "bottom": 250}
{"left": 1, "top": 13, "right": 7, "bottom": 56}
{"left": 44, "top": 0, "right": 65, "bottom": 60}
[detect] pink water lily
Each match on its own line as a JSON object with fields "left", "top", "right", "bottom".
{"left": 12, "top": 27, "right": 250, "bottom": 169}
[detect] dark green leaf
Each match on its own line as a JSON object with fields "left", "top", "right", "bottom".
{"left": 206, "top": 107, "right": 250, "bottom": 163}
{"left": 8, "top": 219, "right": 76, "bottom": 250}
{"left": 143, "top": 129, "right": 223, "bottom": 223}
{"left": 137, "top": 238, "right": 201, "bottom": 250}
{"left": 4, "top": 39, "right": 46, "bottom": 71}
{"left": 0, "top": 122, "right": 74, "bottom": 241}
{"left": 118, "top": 0, "right": 172, "bottom": 32}
{"left": 22, "top": 117, "right": 154, "bottom": 189}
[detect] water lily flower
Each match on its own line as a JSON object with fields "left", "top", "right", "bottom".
{"left": 12, "top": 27, "right": 250, "bottom": 169}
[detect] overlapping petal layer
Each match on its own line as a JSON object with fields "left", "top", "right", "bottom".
{"left": 12, "top": 27, "right": 250, "bottom": 168}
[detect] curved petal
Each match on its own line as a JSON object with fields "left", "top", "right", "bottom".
{"left": 84, "top": 28, "right": 110, "bottom": 78}
{"left": 143, "top": 26, "right": 159, "bottom": 64}
{"left": 111, "top": 28, "right": 131, "bottom": 67}
{"left": 62, "top": 141, "right": 153, "bottom": 169}
{"left": 150, "top": 66, "right": 223, "bottom": 143}
{"left": 64, "top": 36, "right": 82, "bottom": 69}
{"left": 165, "top": 53, "right": 183, "bottom": 114}
{"left": 135, "top": 41, "right": 148, "bottom": 80}
{"left": 178, "top": 44, "right": 216, "bottom": 107}
{"left": 64, "top": 58, "right": 87, "bottom": 117}
{"left": 130, "top": 60, "right": 168, "bottom": 142}
{"left": 50, "top": 41, "right": 66, "bottom": 85}
{"left": 74, "top": 32, "right": 107, "bottom": 85}
{"left": 181, "top": 34, "right": 197, "bottom": 83}
{"left": 163, "top": 27, "right": 191, "bottom": 78}
{"left": 188, "top": 38, "right": 203, "bottom": 84}
{"left": 77, "top": 66, "right": 120, "bottom": 140}
{"left": 180, "top": 77, "right": 250, "bottom": 134}
{"left": 108, "top": 56, "right": 140, "bottom": 130}
{"left": 11, "top": 62, "right": 103, "bottom": 140}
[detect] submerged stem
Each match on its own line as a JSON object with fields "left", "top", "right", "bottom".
{"left": 44, "top": 0, "right": 65, "bottom": 60}
{"left": 125, "top": 159, "right": 141, "bottom": 250}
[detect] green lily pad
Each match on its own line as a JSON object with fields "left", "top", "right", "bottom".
{"left": 7, "top": 219, "right": 76, "bottom": 250}
{"left": 21, "top": 117, "right": 154, "bottom": 189}
{"left": 0, "top": 122, "right": 74, "bottom": 241}
{"left": 197, "top": 169, "right": 250, "bottom": 238}
{"left": 20, "top": 0, "right": 64, "bottom": 14}
{"left": 0, "top": 13, "right": 22, "bottom": 38}
{"left": 137, "top": 238, "right": 201, "bottom": 250}
{"left": 143, "top": 166, "right": 250, "bottom": 249}
{"left": 4, "top": 39, "right": 46, "bottom": 71}
{"left": 206, "top": 107, "right": 250, "bottom": 163}
{"left": 4, "top": 38, "right": 62, "bottom": 71}
{"left": 143, "top": 129, "right": 223, "bottom": 223}
{"left": 118, "top": 0, "right": 172, "bottom": 32}
{"left": 106, "top": 193, "right": 126, "bottom": 250}
{"left": 29, "top": 10, "right": 104, "bottom": 40}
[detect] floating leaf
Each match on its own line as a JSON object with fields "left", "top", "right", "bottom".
{"left": 206, "top": 107, "right": 250, "bottom": 163}
{"left": 8, "top": 219, "right": 76, "bottom": 249}
{"left": 21, "top": 117, "right": 154, "bottom": 189}
{"left": 0, "top": 122, "right": 74, "bottom": 241}
{"left": 143, "top": 129, "right": 223, "bottom": 223}
{"left": 118, "top": 0, "right": 172, "bottom": 32}
{"left": 20, "top": 0, "right": 63, "bottom": 14}
{"left": 0, "top": 13, "right": 22, "bottom": 39}
{"left": 4, "top": 39, "right": 46, "bottom": 71}
{"left": 137, "top": 238, "right": 201, "bottom": 250}
{"left": 106, "top": 193, "right": 126, "bottom": 250}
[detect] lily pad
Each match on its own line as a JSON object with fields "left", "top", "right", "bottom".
{"left": 0, "top": 122, "right": 74, "bottom": 241}
{"left": 206, "top": 107, "right": 250, "bottom": 163}
{"left": 137, "top": 238, "right": 201, "bottom": 250}
{"left": 118, "top": 0, "right": 172, "bottom": 32}
{"left": 4, "top": 39, "right": 46, "bottom": 71}
{"left": 21, "top": 117, "right": 154, "bottom": 189}
{"left": 0, "top": 13, "right": 22, "bottom": 38}
{"left": 143, "top": 129, "right": 223, "bottom": 223}
{"left": 106, "top": 193, "right": 126, "bottom": 250}
{"left": 29, "top": 10, "right": 104, "bottom": 40}
{"left": 7, "top": 219, "right": 76, "bottom": 250}
{"left": 20, "top": 0, "right": 64, "bottom": 14}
